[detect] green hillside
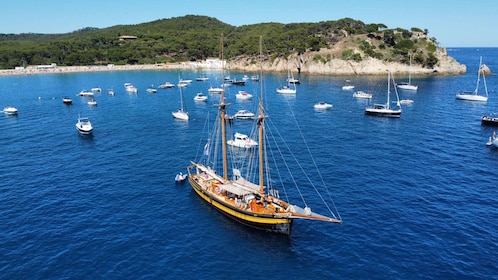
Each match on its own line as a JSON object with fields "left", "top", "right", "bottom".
{"left": 0, "top": 15, "right": 439, "bottom": 69}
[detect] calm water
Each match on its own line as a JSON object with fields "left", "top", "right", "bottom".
{"left": 1, "top": 48, "right": 497, "bottom": 279}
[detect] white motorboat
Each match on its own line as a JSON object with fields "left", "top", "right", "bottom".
{"left": 492, "top": 138, "right": 498, "bottom": 148}
{"left": 88, "top": 99, "right": 97, "bottom": 106}
{"left": 62, "top": 96, "right": 73, "bottom": 104}
{"left": 175, "top": 172, "right": 187, "bottom": 182}
{"left": 107, "top": 89, "right": 115, "bottom": 95}
{"left": 400, "top": 99, "right": 414, "bottom": 105}
{"left": 179, "top": 79, "right": 192, "bottom": 84}
{"left": 196, "top": 77, "right": 209, "bottom": 81}
{"left": 313, "top": 102, "right": 333, "bottom": 110}
{"left": 178, "top": 79, "right": 192, "bottom": 87}
{"left": 146, "top": 85, "right": 157, "bottom": 93}
{"left": 227, "top": 132, "right": 258, "bottom": 148}
{"left": 77, "top": 90, "right": 94, "bottom": 97}
{"left": 3, "top": 106, "right": 18, "bottom": 115}
{"left": 488, "top": 131, "right": 498, "bottom": 147}
{"left": 342, "top": 85, "right": 355, "bottom": 90}
{"left": 276, "top": 85, "right": 296, "bottom": 94}
{"left": 159, "top": 82, "right": 175, "bottom": 88}
{"left": 76, "top": 116, "right": 93, "bottom": 135}
{"left": 250, "top": 75, "right": 260, "bottom": 81}
{"left": 193, "top": 92, "right": 208, "bottom": 102}
{"left": 353, "top": 90, "right": 372, "bottom": 99}
{"left": 456, "top": 56, "right": 488, "bottom": 102}
{"left": 236, "top": 90, "right": 253, "bottom": 100}
{"left": 287, "top": 77, "right": 300, "bottom": 84}
{"left": 124, "top": 83, "right": 138, "bottom": 93}
{"left": 234, "top": 109, "right": 255, "bottom": 119}
{"left": 91, "top": 87, "right": 102, "bottom": 93}
{"left": 208, "top": 86, "right": 224, "bottom": 93}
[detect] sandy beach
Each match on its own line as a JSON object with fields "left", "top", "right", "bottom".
{"left": 0, "top": 63, "right": 186, "bottom": 76}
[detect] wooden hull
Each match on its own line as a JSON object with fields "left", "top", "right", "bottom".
{"left": 188, "top": 175, "right": 293, "bottom": 235}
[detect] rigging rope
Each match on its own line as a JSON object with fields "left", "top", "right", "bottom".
{"left": 278, "top": 95, "right": 342, "bottom": 220}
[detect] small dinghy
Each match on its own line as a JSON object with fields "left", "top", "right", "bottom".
{"left": 175, "top": 172, "right": 187, "bottom": 182}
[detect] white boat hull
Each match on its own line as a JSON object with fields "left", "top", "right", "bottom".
{"left": 365, "top": 107, "right": 401, "bottom": 117}
{"left": 3, "top": 106, "right": 18, "bottom": 115}
{"left": 492, "top": 138, "right": 498, "bottom": 148}
{"left": 208, "top": 87, "right": 224, "bottom": 93}
{"left": 172, "top": 110, "right": 189, "bottom": 121}
{"left": 456, "top": 93, "right": 488, "bottom": 102}
{"left": 124, "top": 83, "right": 138, "bottom": 93}
{"left": 314, "top": 103, "right": 333, "bottom": 110}
{"left": 276, "top": 88, "right": 296, "bottom": 94}
{"left": 194, "top": 94, "right": 208, "bottom": 102}
{"left": 77, "top": 91, "right": 94, "bottom": 97}
{"left": 399, "top": 99, "right": 414, "bottom": 105}
{"left": 175, "top": 173, "right": 187, "bottom": 182}
{"left": 227, "top": 133, "right": 258, "bottom": 148}
{"left": 76, "top": 118, "right": 93, "bottom": 134}
{"left": 457, "top": 57, "right": 488, "bottom": 102}
{"left": 353, "top": 91, "right": 372, "bottom": 99}
{"left": 397, "top": 84, "right": 418, "bottom": 90}
{"left": 236, "top": 91, "right": 253, "bottom": 100}
{"left": 227, "top": 140, "right": 258, "bottom": 148}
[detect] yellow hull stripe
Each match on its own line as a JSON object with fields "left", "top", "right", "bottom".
{"left": 190, "top": 179, "right": 290, "bottom": 226}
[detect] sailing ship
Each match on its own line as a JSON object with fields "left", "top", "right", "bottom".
{"left": 456, "top": 56, "right": 488, "bottom": 102}
{"left": 186, "top": 35, "right": 342, "bottom": 235}
{"left": 172, "top": 81, "right": 189, "bottom": 121}
{"left": 396, "top": 54, "right": 418, "bottom": 90}
{"left": 365, "top": 71, "right": 402, "bottom": 117}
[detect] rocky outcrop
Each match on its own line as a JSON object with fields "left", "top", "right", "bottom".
{"left": 227, "top": 48, "right": 466, "bottom": 76}
{"left": 481, "top": 64, "right": 492, "bottom": 75}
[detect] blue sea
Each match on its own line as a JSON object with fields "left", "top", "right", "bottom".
{"left": 1, "top": 48, "right": 497, "bottom": 279}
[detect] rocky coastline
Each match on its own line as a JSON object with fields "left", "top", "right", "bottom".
{"left": 0, "top": 48, "right": 481, "bottom": 77}
{"left": 228, "top": 47, "right": 468, "bottom": 76}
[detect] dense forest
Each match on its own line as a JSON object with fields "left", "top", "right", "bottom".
{"left": 0, "top": 15, "right": 440, "bottom": 69}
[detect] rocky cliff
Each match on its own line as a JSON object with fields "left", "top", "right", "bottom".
{"left": 228, "top": 47, "right": 467, "bottom": 76}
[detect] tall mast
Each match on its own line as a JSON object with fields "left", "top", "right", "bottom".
{"left": 475, "top": 56, "right": 482, "bottom": 94}
{"left": 220, "top": 33, "right": 228, "bottom": 180}
{"left": 408, "top": 54, "right": 412, "bottom": 84}
{"left": 258, "top": 35, "right": 265, "bottom": 193}
{"left": 387, "top": 71, "right": 391, "bottom": 109}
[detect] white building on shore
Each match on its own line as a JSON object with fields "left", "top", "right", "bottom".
{"left": 36, "top": 63, "right": 57, "bottom": 70}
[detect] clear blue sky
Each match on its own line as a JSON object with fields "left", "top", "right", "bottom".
{"left": 2, "top": 0, "right": 496, "bottom": 47}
